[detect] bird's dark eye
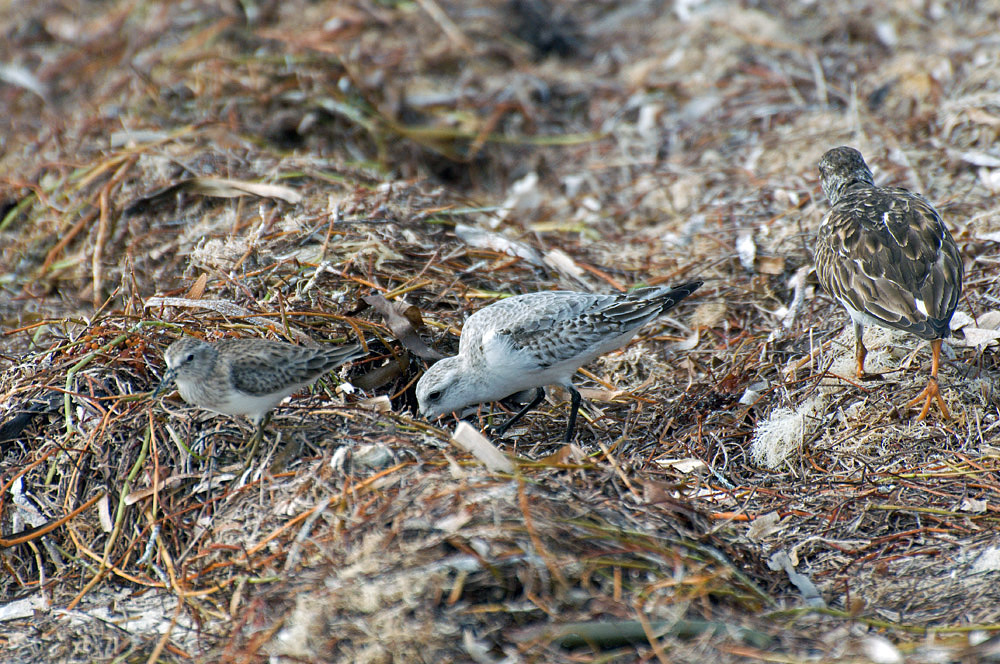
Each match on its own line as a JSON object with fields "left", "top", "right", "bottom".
{"left": 185, "top": 353, "right": 195, "bottom": 363}
{"left": 427, "top": 390, "right": 442, "bottom": 402}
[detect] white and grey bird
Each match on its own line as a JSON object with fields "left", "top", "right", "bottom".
{"left": 814, "top": 146, "right": 963, "bottom": 420}
{"left": 416, "top": 281, "right": 702, "bottom": 442}
{"left": 154, "top": 336, "right": 366, "bottom": 457}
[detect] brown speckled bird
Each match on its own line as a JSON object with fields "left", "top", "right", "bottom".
{"left": 814, "top": 146, "right": 962, "bottom": 420}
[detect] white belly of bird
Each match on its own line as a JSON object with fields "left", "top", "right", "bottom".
{"left": 842, "top": 300, "right": 893, "bottom": 330}
{"left": 176, "top": 379, "right": 298, "bottom": 419}
{"left": 480, "top": 328, "right": 640, "bottom": 401}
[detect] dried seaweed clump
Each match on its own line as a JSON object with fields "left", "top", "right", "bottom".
{"left": 749, "top": 395, "right": 824, "bottom": 468}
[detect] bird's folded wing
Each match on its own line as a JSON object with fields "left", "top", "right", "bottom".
{"left": 491, "top": 306, "right": 628, "bottom": 370}
{"left": 818, "top": 194, "right": 962, "bottom": 337}
{"left": 227, "top": 346, "right": 328, "bottom": 396}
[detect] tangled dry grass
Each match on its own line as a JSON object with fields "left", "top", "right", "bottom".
{"left": 2, "top": 0, "right": 1000, "bottom": 662}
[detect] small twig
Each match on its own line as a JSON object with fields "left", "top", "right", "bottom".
{"left": 146, "top": 596, "right": 184, "bottom": 664}
{"left": 413, "top": 0, "right": 473, "bottom": 53}
{"left": 597, "top": 440, "right": 643, "bottom": 502}
{"left": 66, "top": 424, "right": 150, "bottom": 610}
{"left": 517, "top": 478, "right": 568, "bottom": 590}
{"left": 0, "top": 492, "right": 104, "bottom": 548}
{"left": 63, "top": 333, "right": 129, "bottom": 440}
{"left": 92, "top": 185, "right": 110, "bottom": 309}
{"left": 37, "top": 208, "right": 96, "bottom": 278}
{"left": 283, "top": 495, "right": 334, "bottom": 573}
{"left": 634, "top": 604, "right": 672, "bottom": 664}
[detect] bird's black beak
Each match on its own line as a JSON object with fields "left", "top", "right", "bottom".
{"left": 151, "top": 368, "right": 177, "bottom": 399}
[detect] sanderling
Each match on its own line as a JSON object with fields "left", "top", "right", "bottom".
{"left": 814, "top": 146, "right": 962, "bottom": 420}
{"left": 155, "top": 336, "right": 366, "bottom": 459}
{"left": 416, "top": 281, "right": 702, "bottom": 442}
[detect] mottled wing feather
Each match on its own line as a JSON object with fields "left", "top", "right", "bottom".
{"left": 816, "top": 187, "right": 962, "bottom": 339}
{"left": 218, "top": 339, "right": 363, "bottom": 396}
{"left": 461, "top": 292, "right": 608, "bottom": 369}
{"left": 501, "top": 296, "right": 627, "bottom": 368}
{"left": 468, "top": 285, "right": 698, "bottom": 370}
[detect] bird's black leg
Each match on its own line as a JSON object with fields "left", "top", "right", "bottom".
{"left": 563, "top": 386, "right": 582, "bottom": 443}
{"left": 494, "top": 387, "right": 545, "bottom": 438}
{"left": 242, "top": 412, "right": 272, "bottom": 470}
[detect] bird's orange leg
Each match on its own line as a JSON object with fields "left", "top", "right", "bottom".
{"left": 854, "top": 322, "right": 878, "bottom": 381}
{"left": 855, "top": 335, "right": 868, "bottom": 380}
{"left": 905, "top": 339, "right": 950, "bottom": 421}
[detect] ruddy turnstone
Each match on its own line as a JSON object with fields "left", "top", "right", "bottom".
{"left": 814, "top": 146, "right": 962, "bottom": 420}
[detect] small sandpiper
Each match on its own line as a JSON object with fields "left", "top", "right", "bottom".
{"left": 416, "top": 282, "right": 702, "bottom": 442}
{"left": 155, "top": 336, "right": 366, "bottom": 460}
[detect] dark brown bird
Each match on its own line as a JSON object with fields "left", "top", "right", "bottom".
{"left": 814, "top": 146, "right": 962, "bottom": 420}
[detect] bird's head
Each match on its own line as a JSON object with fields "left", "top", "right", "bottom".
{"left": 818, "top": 146, "right": 874, "bottom": 205}
{"left": 415, "top": 356, "right": 474, "bottom": 420}
{"left": 154, "top": 337, "right": 217, "bottom": 397}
